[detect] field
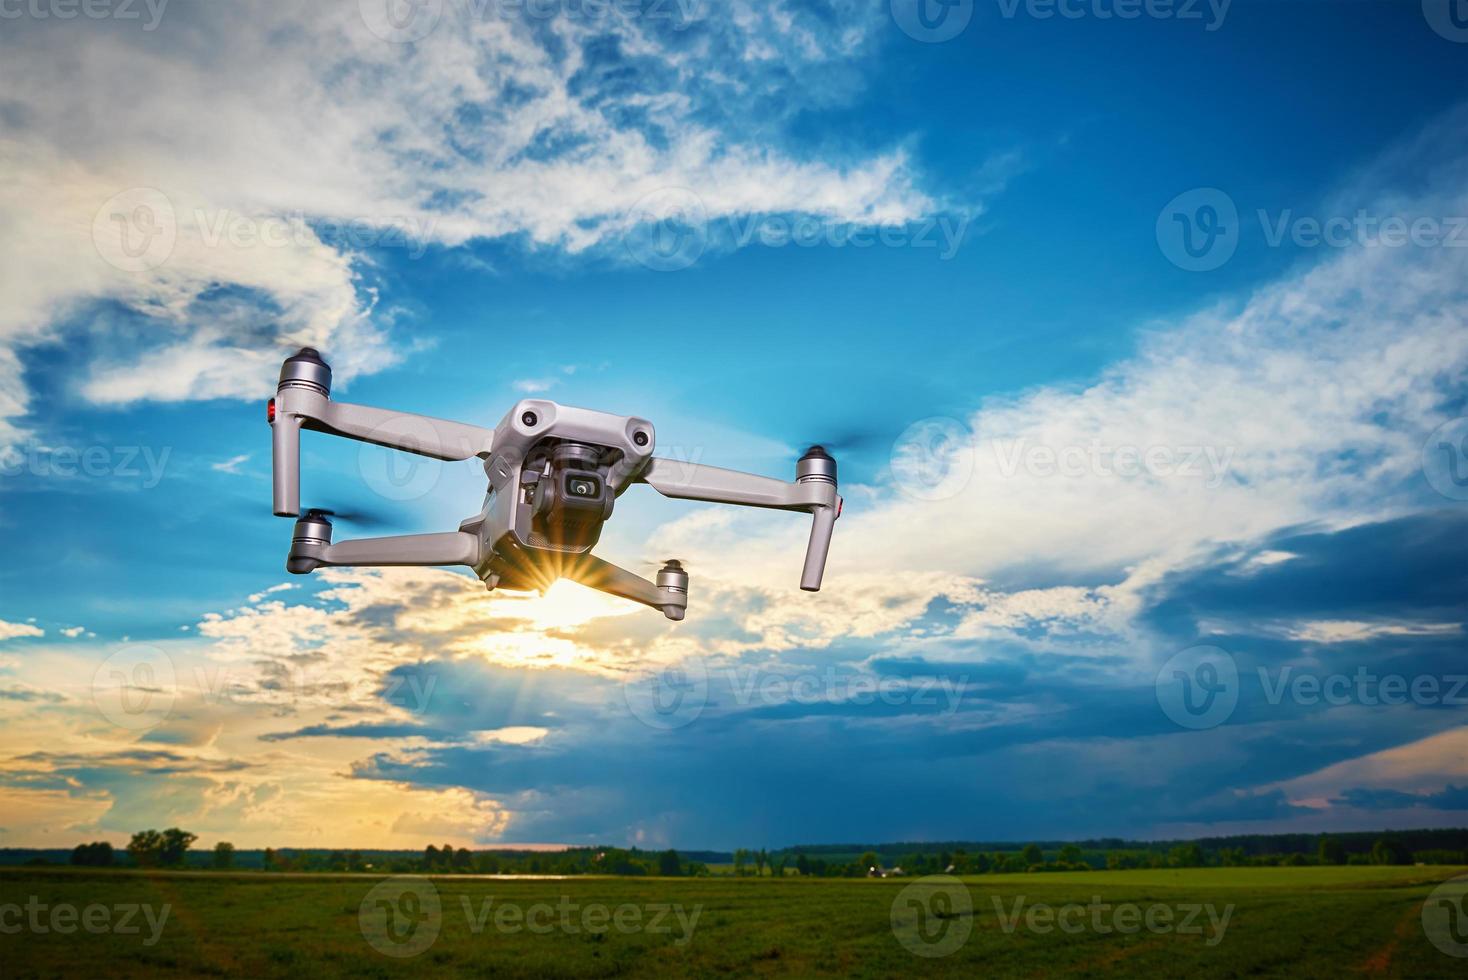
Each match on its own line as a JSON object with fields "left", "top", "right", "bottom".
{"left": 2, "top": 865, "right": 1466, "bottom": 977}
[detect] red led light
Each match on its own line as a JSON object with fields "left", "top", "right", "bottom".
{"left": 267, "top": 398, "right": 276, "bottom": 423}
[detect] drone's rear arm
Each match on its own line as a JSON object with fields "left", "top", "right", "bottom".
{"left": 562, "top": 554, "right": 689, "bottom": 621}
{"left": 286, "top": 511, "right": 480, "bottom": 574}
{"left": 638, "top": 454, "right": 842, "bottom": 592}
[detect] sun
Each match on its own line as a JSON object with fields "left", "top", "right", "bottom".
{"left": 465, "top": 579, "right": 645, "bottom": 671}
{"left": 523, "top": 579, "right": 642, "bottom": 630}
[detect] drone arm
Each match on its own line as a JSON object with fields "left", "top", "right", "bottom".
{"left": 271, "top": 389, "right": 495, "bottom": 517}
{"left": 288, "top": 525, "right": 481, "bottom": 575}
{"left": 639, "top": 459, "right": 830, "bottom": 510}
{"left": 562, "top": 554, "right": 688, "bottom": 622}
{"left": 307, "top": 400, "right": 496, "bottom": 461}
{"left": 638, "top": 457, "right": 842, "bottom": 592}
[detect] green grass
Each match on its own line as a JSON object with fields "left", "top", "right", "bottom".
{"left": 1, "top": 865, "right": 1464, "bottom": 977}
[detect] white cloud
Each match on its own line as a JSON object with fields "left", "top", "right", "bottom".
{"left": 246, "top": 583, "right": 296, "bottom": 604}
{"left": 0, "top": 620, "right": 44, "bottom": 642}
{"left": 211, "top": 454, "right": 251, "bottom": 475}
{"left": 0, "top": 2, "right": 936, "bottom": 446}
{"left": 1284, "top": 621, "right": 1463, "bottom": 645}
{"left": 647, "top": 108, "right": 1468, "bottom": 667}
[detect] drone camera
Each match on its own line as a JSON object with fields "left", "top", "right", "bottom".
{"left": 526, "top": 441, "right": 614, "bottom": 552}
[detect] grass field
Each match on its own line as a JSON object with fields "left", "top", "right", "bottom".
{"left": 2, "top": 865, "right": 1465, "bottom": 977}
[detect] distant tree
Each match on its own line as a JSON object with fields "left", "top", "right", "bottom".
{"left": 1021, "top": 844, "right": 1043, "bottom": 867}
{"left": 795, "top": 853, "right": 811, "bottom": 876}
{"left": 127, "top": 830, "right": 165, "bottom": 867}
{"left": 772, "top": 856, "right": 788, "bottom": 878}
{"left": 347, "top": 850, "right": 364, "bottom": 872}
{"left": 453, "top": 848, "right": 472, "bottom": 871}
{"left": 212, "top": 841, "right": 235, "bottom": 870}
{"left": 1058, "top": 844, "right": 1083, "bottom": 866}
{"left": 70, "top": 842, "right": 115, "bottom": 867}
{"left": 972, "top": 852, "right": 991, "bottom": 873}
{"left": 859, "top": 851, "right": 879, "bottom": 875}
{"left": 1317, "top": 836, "right": 1346, "bottom": 866}
{"left": 424, "top": 845, "right": 440, "bottom": 870}
{"left": 263, "top": 847, "right": 277, "bottom": 870}
{"left": 1168, "top": 843, "right": 1204, "bottom": 868}
{"left": 1371, "top": 838, "right": 1411, "bottom": 866}
{"left": 658, "top": 849, "right": 682, "bottom": 877}
{"left": 756, "top": 850, "right": 769, "bottom": 876}
{"left": 159, "top": 829, "right": 198, "bottom": 867}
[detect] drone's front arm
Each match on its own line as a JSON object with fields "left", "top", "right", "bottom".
{"left": 638, "top": 452, "right": 842, "bottom": 592}
{"left": 271, "top": 348, "right": 496, "bottom": 516}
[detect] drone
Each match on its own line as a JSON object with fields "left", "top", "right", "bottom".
{"left": 268, "top": 348, "right": 842, "bottom": 620}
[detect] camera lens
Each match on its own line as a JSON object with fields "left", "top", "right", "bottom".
{"left": 521, "top": 411, "right": 538, "bottom": 427}
{"left": 634, "top": 431, "right": 649, "bottom": 447}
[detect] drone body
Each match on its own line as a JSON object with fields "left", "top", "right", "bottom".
{"left": 269, "top": 349, "right": 841, "bottom": 620}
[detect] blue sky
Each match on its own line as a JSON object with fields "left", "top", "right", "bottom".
{"left": 0, "top": 0, "right": 1466, "bottom": 849}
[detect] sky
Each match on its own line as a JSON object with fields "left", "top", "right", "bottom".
{"left": 0, "top": 0, "right": 1466, "bottom": 851}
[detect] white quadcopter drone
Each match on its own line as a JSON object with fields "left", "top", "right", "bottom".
{"left": 269, "top": 349, "right": 842, "bottom": 620}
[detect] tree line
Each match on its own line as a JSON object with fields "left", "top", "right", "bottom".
{"left": 54, "top": 828, "right": 1468, "bottom": 874}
